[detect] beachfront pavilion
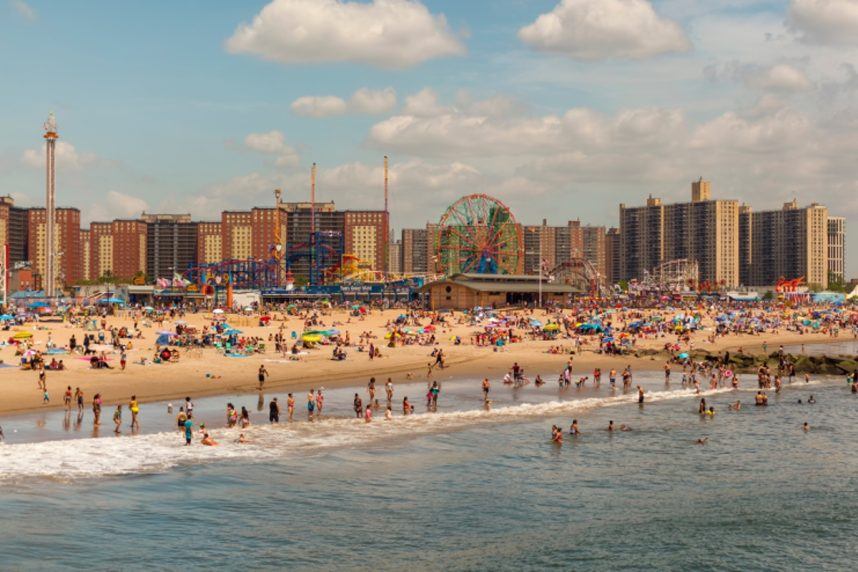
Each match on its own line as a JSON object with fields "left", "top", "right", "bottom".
{"left": 420, "top": 273, "right": 581, "bottom": 310}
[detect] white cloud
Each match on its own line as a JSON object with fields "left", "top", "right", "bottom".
{"left": 402, "top": 88, "right": 446, "bottom": 116}
{"left": 706, "top": 61, "right": 812, "bottom": 92}
{"left": 690, "top": 104, "right": 812, "bottom": 152}
{"left": 290, "top": 96, "right": 349, "bottom": 118}
{"left": 243, "top": 130, "right": 299, "bottom": 166}
{"left": 518, "top": 0, "right": 691, "bottom": 60}
{"left": 106, "top": 190, "right": 148, "bottom": 217}
{"left": 225, "top": 0, "right": 465, "bottom": 69}
{"left": 21, "top": 140, "right": 99, "bottom": 170}
{"left": 182, "top": 172, "right": 282, "bottom": 218}
{"left": 291, "top": 87, "right": 396, "bottom": 117}
{"left": 788, "top": 0, "right": 858, "bottom": 45}
{"left": 349, "top": 87, "right": 397, "bottom": 115}
{"left": 9, "top": 0, "right": 36, "bottom": 20}
{"left": 752, "top": 63, "right": 812, "bottom": 92}
{"left": 370, "top": 91, "right": 686, "bottom": 157}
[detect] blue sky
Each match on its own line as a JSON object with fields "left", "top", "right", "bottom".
{"left": 1, "top": 0, "right": 856, "bottom": 273}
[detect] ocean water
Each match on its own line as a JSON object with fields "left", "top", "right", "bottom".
{"left": 783, "top": 338, "right": 858, "bottom": 357}
{"left": 1, "top": 371, "right": 856, "bottom": 570}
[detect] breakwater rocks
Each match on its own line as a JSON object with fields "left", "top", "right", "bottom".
{"left": 686, "top": 349, "right": 858, "bottom": 375}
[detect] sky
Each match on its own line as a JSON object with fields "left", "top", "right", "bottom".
{"left": 0, "top": 0, "right": 856, "bottom": 274}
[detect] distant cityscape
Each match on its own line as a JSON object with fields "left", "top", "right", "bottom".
{"left": 1, "top": 175, "right": 847, "bottom": 295}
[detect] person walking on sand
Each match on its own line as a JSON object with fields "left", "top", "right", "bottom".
{"left": 258, "top": 365, "right": 269, "bottom": 389}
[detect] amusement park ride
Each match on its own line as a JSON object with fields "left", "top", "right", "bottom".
{"left": 172, "top": 160, "right": 436, "bottom": 303}
{"left": 436, "top": 194, "right": 524, "bottom": 275}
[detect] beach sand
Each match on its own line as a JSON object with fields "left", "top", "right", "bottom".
{"left": 0, "top": 307, "right": 844, "bottom": 415}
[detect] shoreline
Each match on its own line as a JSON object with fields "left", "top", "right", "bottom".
{"left": 1, "top": 331, "right": 852, "bottom": 418}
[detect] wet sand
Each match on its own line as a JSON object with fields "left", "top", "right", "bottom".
{"left": 0, "top": 307, "right": 848, "bottom": 416}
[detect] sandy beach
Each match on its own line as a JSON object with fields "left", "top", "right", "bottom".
{"left": 0, "top": 306, "right": 849, "bottom": 416}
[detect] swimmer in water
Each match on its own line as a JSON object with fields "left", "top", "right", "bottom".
{"left": 619, "top": 424, "right": 632, "bottom": 432}
{"left": 705, "top": 406, "right": 715, "bottom": 417}
{"left": 201, "top": 432, "right": 218, "bottom": 446}
{"left": 385, "top": 406, "right": 392, "bottom": 420}
{"left": 607, "top": 420, "right": 614, "bottom": 432}
{"left": 237, "top": 433, "right": 249, "bottom": 444}
{"left": 803, "top": 422, "right": 810, "bottom": 432}
{"left": 695, "top": 437, "right": 708, "bottom": 445}
{"left": 808, "top": 395, "right": 816, "bottom": 404}
{"left": 551, "top": 425, "right": 563, "bottom": 444}
{"left": 637, "top": 386, "right": 645, "bottom": 404}
{"left": 729, "top": 400, "right": 741, "bottom": 411}
{"left": 569, "top": 419, "right": 581, "bottom": 436}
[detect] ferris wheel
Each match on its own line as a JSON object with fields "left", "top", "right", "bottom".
{"left": 436, "top": 194, "right": 523, "bottom": 275}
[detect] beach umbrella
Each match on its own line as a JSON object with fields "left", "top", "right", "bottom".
{"left": 678, "top": 352, "right": 689, "bottom": 359}
{"left": 28, "top": 301, "right": 49, "bottom": 309}
{"left": 212, "top": 309, "right": 225, "bottom": 314}
{"left": 143, "top": 306, "right": 155, "bottom": 312}
{"left": 543, "top": 323, "right": 560, "bottom": 332}
{"left": 13, "top": 331, "right": 33, "bottom": 340}
{"left": 301, "top": 334, "right": 322, "bottom": 343}
{"left": 0, "top": 314, "right": 14, "bottom": 321}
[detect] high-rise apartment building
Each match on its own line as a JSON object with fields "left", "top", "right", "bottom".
{"left": 388, "top": 236, "right": 402, "bottom": 274}
{"left": 197, "top": 222, "right": 223, "bottom": 264}
{"left": 221, "top": 211, "right": 254, "bottom": 260}
{"left": 619, "top": 181, "right": 740, "bottom": 287}
{"left": 692, "top": 177, "right": 711, "bottom": 202}
{"left": 27, "top": 207, "right": 81, "bottom": 289}
{"left": 524, "top": 221, "right": 560, "bottom": 274}
{"left": 828, "top": 216, "right": 846, "bottom": 283}
{"left": 619, "top": 195, "right": 666, "bottom": 282}
{"left": 401, "top": 228, "right": 429, "bottom": 273}
{"left": 87, "top": 219, "right": 147, "bottom": 281}
{"left": 738, "top": 204, "right": 753, "bottom": 286}
{"left": 744, "top": 201, "right": 829, "bottom": 288}
{"left": 604, "top": 227, "right": 620, "bottom": 285}
{"left": 582, "top": 225, "right": 607, "bottom": 277}
{"left": 0, "top": 196, "right": 30, "bottom": 265}
{"left": 142, "top": 213, "right": 198, "bottom": 280}
{"left": 343, "top": 210, "right": 389, "bottom": 272}
{"left": 80, "top": 229, "right": 91, "bottom": 282}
